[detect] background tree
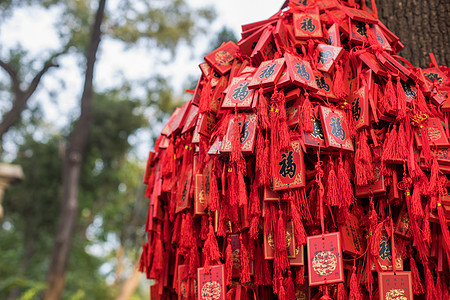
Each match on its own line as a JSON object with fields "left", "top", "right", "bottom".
{"left": 376, "top": 0, "right": 450, "bottom": 67}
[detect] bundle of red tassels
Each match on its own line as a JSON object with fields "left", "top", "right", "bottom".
{"left": 140, "top": 0, "right": 450, "bottom": 299}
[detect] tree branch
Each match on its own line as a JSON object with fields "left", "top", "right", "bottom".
{"left": 0, "top": 60, "right": 21, "bottom": 94}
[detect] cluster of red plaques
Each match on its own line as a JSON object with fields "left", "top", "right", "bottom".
{"left": 139, "top": 0, "right": 450, "bottom": 299}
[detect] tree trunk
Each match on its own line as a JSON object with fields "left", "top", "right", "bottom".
{"left": 43, "top": 1, "right": 106, "bottom": 299}
{"left": 114, "top": 266, "right": 143, "bottom": 300}
{"left": 376, "top": 0, "right": 450, "bottom": 68}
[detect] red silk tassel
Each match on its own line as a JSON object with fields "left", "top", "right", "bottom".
{"left": 203, "top": 217, "right": 221, "bottom": 273}
{"left": 336, "top": 282, "right": 347, "bottom": 300}
{"left": 338, "top": 155, "right": 354, "bottom": 208}
{"left": 437, "top": 202, "right": 450, "bottom": 271}
{"left": 410, "top": 253, "right": 425, "bottom": 294}
{"left": 209, "top": 168, "right": 220, "bottom": 212}
{"left": 295, "top": 265, "right": 305, "bottom": 286}
{"left": 425, "top": 263, "right": 437, "bottom": 300}
{"left": 349, "top": 266, "right": 361, "bottom": 300}
{"left": 411, "top": 185, "right": 424, "bottom": 218}
{"left": 436, "top": 273, "right": 443, "bottom": 299}
{"left": 149, "top": 233, "right": 164, "bottom": 280}
{"left": 396, "top": 79, "right": 407, "bottom": 120}
{"left": 270, "top": 90, "right": 290, "bottom": 174}
{"left": 274, "top": 209, "right": 290, "bottom": 274}
{"left": 416, "top": 85, "right": 432, "bottom": 115}
{"left": 285, "top": 271, "right": 295, "bottom": 300}
{"left": 382, "top": 125, "right": 398, "bottom": 163}
{"left": 278, "top": 277, "right": 286, "bottom": 300}
{"left": 179, "top": 212, "right": 194, "bottom": 255}
{"left": 334, "top": 61, "right": 347, "bottom": 99}
{"left": 200, "top": 215, "right": 208, "bottom": 241}
{"left": 301, "top": 92, "right": 313, "bottom": 133}
{"left": 397, "top": 123, "right": 409, "bottom": 161}
{"left": 257, "top": 88, "right": 270, "bottom": 129}
{"left": 354, "top": 131, "right": 374, "bottom": 187}
{"left": 199, "top": 78, "right": 212, "bottom": 113}
{"left": 420, "top": 124, "right": 432, "bottom": 166}
{"left": 365, "top": 24, "right": 381, "bottom": 52}
{"left": 225, "top": 236, "right": 233, "bottom": 285}
{"left": 384, "top": 75, "right": 397, "bottom": 111}
{"left": 326, "top": 159, "right": 339, "bottom": 206}
{"left": 239, "top": 234, "right": 251, "bottom": 284}
{"left": 256, "top": 129, "right": 270, "bottom": 186}
{"left": 172, "top": 213, "right": 181, "bottom": 244}
{"left": 428, "top": 154, "right": 440, "bottom": 209}
{"left": 290, "top": 194, "right": 307, "bottom": 245}
{"left": 161, "top": 139, "right": 176, "bottom": 177}
{"left": 189, "top": 242, "right": 200, "bottom": 276}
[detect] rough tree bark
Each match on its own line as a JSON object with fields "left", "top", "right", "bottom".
{"left": 376, "top": 0, "right": 450, "bottom": 68}
{"left": 43, "top": 0, "right": 106, "bottom": 299}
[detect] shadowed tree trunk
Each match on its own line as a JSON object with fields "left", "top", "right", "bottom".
{"left": 43, "top": 0, "right": 106, "bottom": 299}
{"left": 376, "top": 0, "right": 450, "bottom": 68}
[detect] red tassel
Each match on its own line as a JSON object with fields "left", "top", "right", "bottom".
{"left": 295, "top": 265, "right": 305, "bottom": 286}
{"left": 285, "top": 270, "right": 295, "bottom": 300}
{"left": 338, "top": 156, "right": 354, "bottom": 208}
{"left": 278, "top": 277, "right": 286, "bottom": 300}
{"left": 149, "top": 233, "right": 164, "bottom": 280}
{"left": 270, "top": 90, "right": 290, "bottom": 175}
{"left": 203, "top": 217, "right": 221, "bottom": 273}
{"left": 370, "top": 222, "right": 383, "bottom": 257}
{"left": 257, "top": 88, "right": 270, "bottom": 129}
{"left": 249, "top": 184, "right": 261, "bottom": 239}
{"left": 337, "top": 282, "right": 347, "bottom": 300}
{"left": 238, "top": 168, "right": 247, "bottom": 207}
{"left": 256, "top": 129, "right": 270, "bottom": 186}
{"left": 301, "top": 92, "right": 313, "bottom": 133}
{"left": 365, "top": 24, "right": 381, "bottom": 52}
{"left": 229, "top": 164, "right": 239, "bottom": 207}
{"left": 231, "top": 113, "right": 245, "bottom": 166}
{"left": 416, "top": 85, "right": 432, "bottom": 115}
{"left": 384, "top": 75, "right": 397, "bottom": 112}
{"left": 334, "top": 61, "right": 347, "bottom": 99}
{"left": 209, "top": 168, "right": 220, "bottom": 212}
{"left": 239, "top": 234, "right": 251, "bottom": 284}
{"left": 161, "top": 139, "right": 176, "bottom": 177}
{"left": 139, "top": 244, "right": 148, "bottom": 273}
{"left": 437, "top": 202, "right": 450, "bottom": 271}
{"left": 225, "top": 236, "right": 233, "bottom": 286}
{"left": 326, "top": 158, "right": 340, "bottom": 205}
{"left": 428, "top": 154, "right": 440, "bottom": 208}
{"left": 291, "top": 194, "right": 307, "bottom": 245}
{"left": 425, "top": 263, "right": 437, "bottom": 300}
{"left": 381, "top": 125, "right": 398, "bottom": 163}
{"left": 397, "top": 123, "right": 409, "bottom": 161}
{"left": 189, "top": 243, "right": 200, "bottom": 276}
{"left": 436, "top": 273, "right": 443, "bottom": 299}
{"left": 274, "top": 209, "right": 290, "bottom": 274}
{"left": 172, "top": 214, "right": 181, "bottom": 244}
{"left": 396, "top": 79, "right": 407, "bottom": 120}
{"left": 179, "top": 212, "right": 194, "bottom": 255}
{"left": 411, "top": 185, "right": 424, "bottom": 219}
{"left": 354, "top": 131, "right": 374, "bottom": 187}
{"left": 349, "top": 266, "right": 361, "bottom": 300}
{"left": 420, "top": 124, "right": 432, "bottom": 166}
{"left": 199, "top": 78, "right": 212, "bottom": 113}
{"left": 410, "top": 253, "right": 425, "bottom": 295}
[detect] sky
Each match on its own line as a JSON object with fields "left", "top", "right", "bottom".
{"left": 0, "top": 0, "right": 285, "bottom": 159}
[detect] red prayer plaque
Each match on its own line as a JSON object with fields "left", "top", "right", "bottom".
{"left": 372, "top": 229, "right": 403, "bottom": 271}
{"left": 263, "top": 185, "right": 281, "bottom": 201}
{"left": 319, "top": 106, "right": 354, "bottom": 151}
{"left": 207, "top": 138, "right": 222, "bottom": 155}
{"left": 191, "top": 117, "right": 201, "bottom": 144}
{"left": 355, "top": 159, "right": 386, "bottom": 197}
{"left": 316, "top": 44, "right": 343, "bottom": 73}
{"left": 221, "top": 113, "right": 257, "bottom": 154}
{"left": 414, "top": 117, "right": 450, "bottom": 149}
{"left": 307, "top": 232, "right": 344, "bottom": 286}
{"left": 359, "top": 52, "right": 389, "bottom": 77}
{"left": 210, "top": 76, "right": 229, "bottom": 114}
{"left": 423, "top": 67, "right": 448, "bottom": 85}
{"left": 237, "top": 24, "right": 266, "bottom": 57}
{"left": 264, "top": 221, "right": 296, "bottom": 259}
{"left": 194, "top": 174, "right": 209, "bottom": 216}
{"left": 199, "top": 113, "right": 218, "bottom": 138}
{"left": 351, "top": 85, "right": 369, "bottom": 130}
{"left": 221, "top": 76, "right": 255, "bottom": 109}
{"left": 378, "top": 272, "right": 413, "bottom": 300}
{"left": 373, "top": 24, "right": 392, "bottom": 52}
{"left": 181, "top": 103, "right": 199, "bottom": 134}
{"left": 349, "top": 19, "right": 367, "bottom": 44}
{"left": 249, "top": 58, "right": 285, "bottom": 89}
{"left": 284, "top": 53, "right": 318, "bottom": 91}
{"left": 274, "top": 18, "right": 290, "bottom": 50}
{"left": 400, "top": 81, "right": 417, "bottom": 103}
{"left": 161, "top": 106, "right": 183, "bottom": 136}
{"left": 304, "top": 108, "right": 326, "bottom": 148}
{"left": 339, "top": 213, "right": 365, "bottom": 256}
{"left": 293, "top": 11, "right": 323, "bottom": 39}
{"left": 175, "top": 170, "right": 192, "bottom": 214}
{"left": 342, "top": 6, "right": 378, "bottom": 23}
{"left": 286, "top": 97, "right": 300, "bottom": 127}
{"left": 313, "top": 71, "right": 337, "bottom": 101}
{"left": 229, "top": 234, "right": 254, "bottom": 277}
{"left": 178, "top": 265, "right": 197, "bottom": 300}
{"left": 395, "top": 204, "right": 412, "bottom": 239}
{"left": 199, "top": 62, "right": 221, "bottom": 87}
{"left": 273, "top": 140, "right": 306, "bottom": 191}
{"left": 204, "top": 41, "right": 238, "bottom": 75}
{"left": 197, "top": 265, "right": 226, "bottom": 300}
{"left": 290, "top": 245, "right": 305, "bottom": 266}
{"left": 276, "top": 66, "right": 292, "bottom": 88}
{"left": 325, "top": 23, "right": 341, "bottom": 47}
